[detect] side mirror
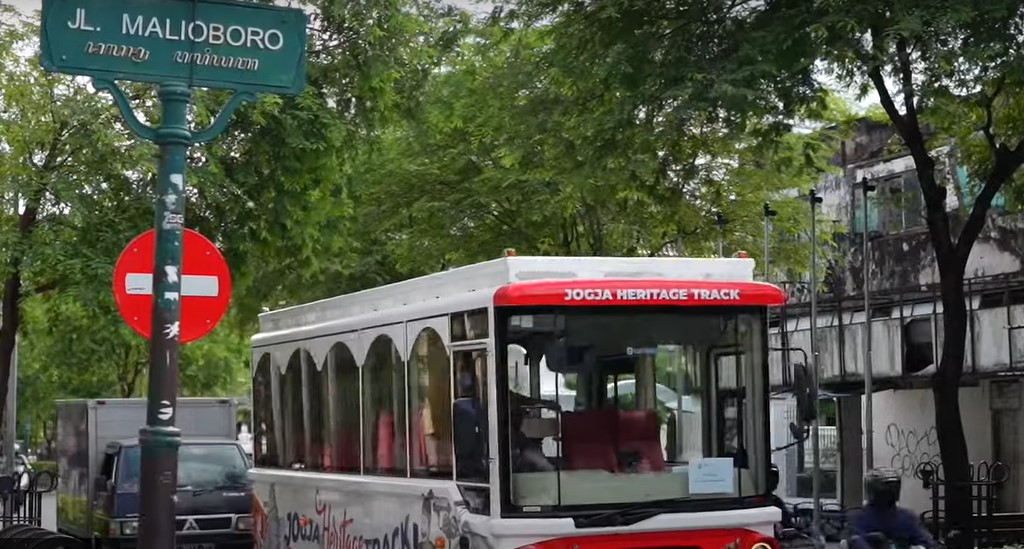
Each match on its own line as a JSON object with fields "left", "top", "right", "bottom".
{"left": 792, "top": 363, "right": 817, "bottom": 425}
{"left": 94, "top": 476, "right": 110, "bottom": 493}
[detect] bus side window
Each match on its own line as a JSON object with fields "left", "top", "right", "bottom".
{"left": 253, "top": 354, "right": 279, "bottom": 468}
{"left": 410, "top": 329, "right": 453, "bottom": 479}
{"left": 453, "top": 349, "right": 489, "bottom": 514}
{"left": 282, "top": 352, "right": 307, "bottom": 469}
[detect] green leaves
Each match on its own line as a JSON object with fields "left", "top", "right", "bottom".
{"left": 342, "top": 19, "right": 839, "bottom": 281}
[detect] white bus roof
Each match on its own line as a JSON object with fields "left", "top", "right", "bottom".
{"left": 259, "top": 255, "right": 755, "bottom": 332}
{"left": 251, "top": 255, "right": 756, "bottom": 371}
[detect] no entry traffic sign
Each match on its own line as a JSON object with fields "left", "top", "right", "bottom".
{"left": 112, "top": 228, "right": 232, "bottom": 343}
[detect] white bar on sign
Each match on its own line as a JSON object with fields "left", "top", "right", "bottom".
{"left": 124, "top": 273, "right": 220, "bottom": 297}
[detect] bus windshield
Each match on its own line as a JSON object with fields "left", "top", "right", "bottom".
{"left": 500, "top": 306, "right": 768, "bottom": 510}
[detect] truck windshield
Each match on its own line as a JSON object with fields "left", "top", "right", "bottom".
{"left": 499, "top": 306, "right": 768, "bottom": 510}
{"left": 117, "top": 443, "right": 249, "bottom": 492}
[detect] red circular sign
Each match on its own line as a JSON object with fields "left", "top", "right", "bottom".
{"left": 112, "top": 229, "right": 232, "bottom": 344}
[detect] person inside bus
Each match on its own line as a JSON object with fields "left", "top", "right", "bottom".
{"left": 453, "top": 363, "right": 488, "bottom": 481}
{"left": 509, "top": 391, "right": 558, "bottom": 472}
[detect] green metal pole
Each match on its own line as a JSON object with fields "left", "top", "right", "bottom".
{"left": 138, "top": 81, "right": 191, "bottom": 549}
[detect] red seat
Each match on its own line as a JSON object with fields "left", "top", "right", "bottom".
{"left": 411, "top": 407, "right": 429, "bottom": 471}
{"left": 334, "top": 427, "right": 360, "bottom": 471}
{"left": 376, "top": 412, "right": 395, "bottom": 470}
{"left": 618, "top": 410, "right": 666, "bottom": 472}
{"left": 561, "top": 409, "right": 618, "bottom": 472}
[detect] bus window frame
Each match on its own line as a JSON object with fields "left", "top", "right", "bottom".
{"left": 493, "top": 304, "right": 774, "bottom": 519}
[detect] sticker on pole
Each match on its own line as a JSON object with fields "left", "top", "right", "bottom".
{"left": 112, "top": 228, "right": 232, "bottom": 343}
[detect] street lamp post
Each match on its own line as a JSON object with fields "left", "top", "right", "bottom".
{"left": 861, "top": 177, "right": 876, "bottom": 470}
{"left": 807, "top": 188, "right": 824, "bottom": 549}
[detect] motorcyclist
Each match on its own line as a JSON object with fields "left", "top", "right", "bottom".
{"left": 847, "top": 469, "right": 933, "bottom": 549}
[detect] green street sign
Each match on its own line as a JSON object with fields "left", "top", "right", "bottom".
{"left": 39, "top": 0, "right": 307, "bottom": 95}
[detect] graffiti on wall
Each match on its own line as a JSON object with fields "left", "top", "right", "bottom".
{"left": 883, "top": 423, "right": 941, "bottom": 478}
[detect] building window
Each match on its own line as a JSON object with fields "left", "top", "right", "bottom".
{"left": 957, "top": 165, "right": 1006, "bottom": 212}
{"left": 330, "top": 344, "right": 361, "bottom": 472}
{"left": 409, "top": 328, "right": 453, "bottom": 478}
{"left": 854, "top": 171, "right": 925, "bottom": 234}
{"left": 903, "top": 317, "right": 934, "bottom": 375}
{"left": 252, "top": 355, "right": 279, "bottom": 467}
{"left": 362, "top": 335, "right": 408, "bottom": 476}
{"left": 281, "top": 352, "right": 306, "bottom": 468}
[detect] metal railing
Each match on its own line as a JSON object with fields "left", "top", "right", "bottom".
{"left": 0, "top": 470, "right": 59, "bottom": 528}
{"left": 917, "top": 460, "right": 1016, "bottom": 548}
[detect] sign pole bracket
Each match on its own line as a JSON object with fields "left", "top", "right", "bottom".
{"left": 193, "top": 91, "right": 256, "bottom": 143}
{"left": 92, "top": 79, "right": 158, "bottom": 142}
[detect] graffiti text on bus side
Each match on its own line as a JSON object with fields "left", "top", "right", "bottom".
{"left": 562, "top": 288, "right": 741, "bottom": 301}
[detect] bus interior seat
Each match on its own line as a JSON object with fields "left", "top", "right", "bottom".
{"left": 334, "top": 430, "right": 360, "bottom": 471}
{"left": 376, "top": 412, "right": 395, "bottom": 470}
{"left": 561, "top": 409, "right": 618, "bottom": 472}
{"left": 617, "top": 410, "right": 666, "bottom": 472}
{"left": 411, "top": 410, "right": 429, "bottom": 470}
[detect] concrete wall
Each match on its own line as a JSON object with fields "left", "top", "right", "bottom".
{"left": 865, "top": 387, "right": 993, "bottom": 514}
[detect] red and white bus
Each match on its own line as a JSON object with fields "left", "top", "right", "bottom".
{"left": 249, "top": 254, "right": 785, "bottom": 549}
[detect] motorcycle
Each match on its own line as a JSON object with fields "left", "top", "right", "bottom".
{"left": 839, "top": 531, "right": 928, "bottom": 549}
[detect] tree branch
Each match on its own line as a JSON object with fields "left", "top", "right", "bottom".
{"left": 955, "top": 140, "right": 1024, "bottom": 265}
{"left": 894, "top": 37, "right": 921, "bottom": 138}
{"left": 867, "top": 65, "right": 908, "bottom": 138}
{"left": 980, "top": 75, "right": 1006, "bottom": 154}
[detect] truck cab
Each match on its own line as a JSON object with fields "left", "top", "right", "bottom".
{"left": 56, "top": 398, "right": 253, "bottom": 549}
{"left": 94, "top": 438, "right": 252, "bottom": 549}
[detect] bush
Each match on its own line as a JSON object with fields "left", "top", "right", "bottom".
{"left": 32, "top": 460, "right": 57, "bottom": 474}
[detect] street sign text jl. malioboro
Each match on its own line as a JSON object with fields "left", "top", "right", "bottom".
{"left": 40, "top": 0, "right": 306, "bottom": 94}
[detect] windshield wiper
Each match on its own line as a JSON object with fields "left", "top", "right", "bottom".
{"left": 574, "top": 498, "right": 679, "bottom": 528}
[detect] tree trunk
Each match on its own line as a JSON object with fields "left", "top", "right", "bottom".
{"left": 0, "top": 269, "right": 20, "bottom": 439}
{"left": 0, "top": 191, "right": 44, "bottom": 432}
{"left": 933, "top": 264, "right": 973, "bottom": 546}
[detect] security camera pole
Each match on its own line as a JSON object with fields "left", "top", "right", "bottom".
{"left": 807, "top": 188, "right": 824, "bottom": 549}
{"left": 861, "top": 177, "right": 877, "bottom": 470}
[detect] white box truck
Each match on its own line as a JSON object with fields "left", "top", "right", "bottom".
{"left": 55, "top": 398, "right": 252, "bottom": 549}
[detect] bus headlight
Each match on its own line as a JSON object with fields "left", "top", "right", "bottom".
{"left": 751, "top": 541, "right": 775, "bottom": 549}
{"left": 236, "top": 515, "right": 253, "bottom": 531}
{"left": 120, "top": 520, "right": 139, "bottom": 536}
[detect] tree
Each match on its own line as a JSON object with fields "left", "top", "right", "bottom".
{"left": 0, "top": 9, "right": 154, "bottom": 435}
{"left": 502, "top": 0, "right": 1024, "bottom": 539}
{"left": 7, "top": 0, "right": 469, "bottom": 441}
{"left": 764, "top": 1, "right": 1024, "bottom": 540}
{"left": 346, "top": 21, "right": 840, "bottom": 281}
{"left": 186, "top": 0, "right": 469, "bottom": 313}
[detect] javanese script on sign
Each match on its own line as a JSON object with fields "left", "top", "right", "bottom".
{"left": 563, "top": 288, "right": 742, "bottom": 301}
{"left": 40, "top": 0, "right": 308, "bottom": 94}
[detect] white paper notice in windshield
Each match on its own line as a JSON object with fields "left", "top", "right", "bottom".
{"left": 689, "top": 457, "right": 735, "bottom": 494}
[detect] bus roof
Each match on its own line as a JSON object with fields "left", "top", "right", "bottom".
{"left": 257, "top": 255, "right": 757, "bottom": 333}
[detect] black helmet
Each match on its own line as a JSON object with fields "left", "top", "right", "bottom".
{"left": 865, "top": 468, "right": 901, "bottom": 507}
{"left": 768, "top": 463, "right": 780, "bottom": 492}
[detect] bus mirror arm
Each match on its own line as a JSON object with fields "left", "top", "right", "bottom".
{"left": 770, "top": 423, "right": 809, "bottom": 453}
